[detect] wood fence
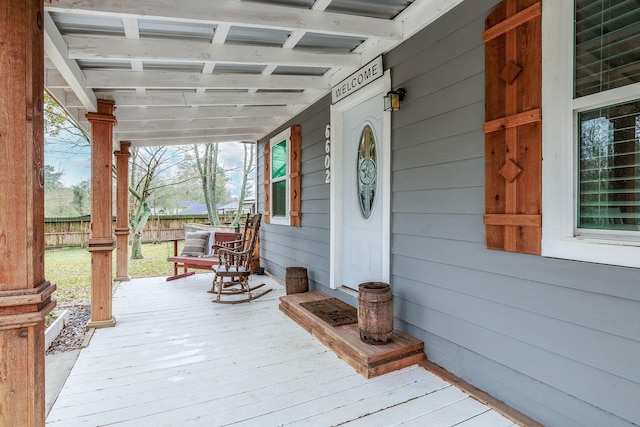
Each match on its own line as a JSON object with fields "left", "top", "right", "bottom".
{"left": 44, "top": 215, "right": 242, "bottom": 248}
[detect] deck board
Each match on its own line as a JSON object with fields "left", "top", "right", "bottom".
{"left": 46, "top": 274, "right": 519, "bottom": 426}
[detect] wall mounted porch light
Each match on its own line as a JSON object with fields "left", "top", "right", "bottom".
{"left": 383, "top": 88, "right": 406, "bottom": 112}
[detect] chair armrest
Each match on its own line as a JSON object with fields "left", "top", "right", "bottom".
{"left": 217, "top": 247, "right": 252, "bottom": 269}
{"left": 217, "top": 247, "right": 252, "bottom": 257}
{"left": 212, "top": 239, "right": 243, "bottom": 253}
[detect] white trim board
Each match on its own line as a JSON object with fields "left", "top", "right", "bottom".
{"left": 541, "top": 0, "right": 640, "bottom": 269}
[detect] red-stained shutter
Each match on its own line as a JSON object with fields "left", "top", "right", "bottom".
{"left": 289, "top": 125, "right": 301, "bottom": 227}
{"left": 263, "top": 142, "right": 270, "bottom": 224}
{"left": 483, "top": 0, "right": 542, "bottom": 254}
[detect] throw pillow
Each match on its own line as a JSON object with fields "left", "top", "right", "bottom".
{"left": 204, "top": 231, "right": 216, "bottom": 256}
{"left": 181, "top": 231, "right": 209, "bottom": 257}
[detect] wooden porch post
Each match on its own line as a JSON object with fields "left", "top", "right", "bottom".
{"left": 0, "top": 0, "right": 56, "bottom": 425}
{"left": 86, "top": 99, "right": 117, "bottom": 329}
{"left": 114, "top": 142, "right": 131, "bottom": 282}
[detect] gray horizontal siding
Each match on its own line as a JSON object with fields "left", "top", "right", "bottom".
{"left": 397, "top": 320, "right": 626, "bottom": 427}
{"left": 258, "top": 94, "right": 331, "bottom": 292}
{"left": 393, "top": 157, "right": 484, "bottom": 191}
{"left": 397, "top": 72, "right": 485, "bottom": 129}
{"left": 256, "top": 0, "right": 640, "bottom": 425}
{"left": 393, "top": 129, "right": 485, "bottom": 169}
{"left": 386, "top": 0, "right": 640, "bottom": 426}
{"left": 392, "top": 213, "right": 485, "bottom": 243}
{"left": 394, "top": 233, "right": 640, "bottom": 302}
{"left": 393, "top": 187, "right": 484, "bottom": 215}
{"left": 393, "top": 101, "right": 485, "bottom": 151}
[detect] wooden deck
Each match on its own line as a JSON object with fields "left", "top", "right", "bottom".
{"left": 46, "top": 274, "right": 519, "bottom": 426}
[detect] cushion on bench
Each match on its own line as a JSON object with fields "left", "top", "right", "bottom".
{"left": 167, "top": 231, "right": 243, "bottom": 281}
{"left": 181, "top": 231, "right": 210, "bottom": 256}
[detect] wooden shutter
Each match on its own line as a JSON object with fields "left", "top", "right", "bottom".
{"left": 290, "top": 125, "right": 301, "bottom": 227}
{"left": 483, "top": 0, "right": 542, "bottom": 254}
{"left": 263, "top": 142, "right": 270, "bottom": 224}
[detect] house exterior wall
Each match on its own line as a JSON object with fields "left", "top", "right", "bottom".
{"left": 258, "top": 1, "right": 640, "bottom": 426}
{"left": 258, "top": 95, "right": 333, "bottom": 291}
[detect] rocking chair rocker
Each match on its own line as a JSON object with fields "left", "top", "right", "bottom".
{"left": 209, "top": 213, "right": 271, "bottom": 304}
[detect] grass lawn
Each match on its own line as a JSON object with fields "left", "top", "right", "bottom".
{"left": 45, "top": 242, "right": 183, "bottom": 306}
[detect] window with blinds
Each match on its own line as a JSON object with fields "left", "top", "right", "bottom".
{"left": 578, "top": 100, "right": 640, "bottom": 230}
{"left": 575, "top": 0, "right": 640, "bottom": 233}
{"left": 575, "top": 0, "right": 640, "bottom": 98}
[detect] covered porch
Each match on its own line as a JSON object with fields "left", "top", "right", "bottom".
{"left": 46, "top": 274, "right": 520, "bottom": 426}
{"left": 5, "top": 0, "right": 639, "bottom": 424}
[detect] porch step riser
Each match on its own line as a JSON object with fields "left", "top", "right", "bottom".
{"left": 279, "top": 291, "right": 425, "bottom": 378}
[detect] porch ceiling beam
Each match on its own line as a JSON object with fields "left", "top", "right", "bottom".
{"left": 64, "top": 36, "right": 361, "bottom": 69}
{"left": 43, "top": 12, "right": 97, "bottom": 112}
{"left": 45, "top": 0, "right": 401, "bottom": 40}
{"left": 46, "top": 87, "right": 86, "bottom": 111}
{"left": 312, "top": 0, "right": 334, "bottom": 10}
{"left": 116, "top": 127, "right": 266, "bottom": 141}
{"left": 85, "top": 70, "right": 329, "bottom": 90}
{"left": 397, "top": 0, "right": 465, "bottom": 41}
{"left": 115, "top": 116, "right": 281, "bottom": 132}
{"left": 45, "top": 68, "right": 72, "bottom": 88}
{"left": 328, "top": 0, "right": 467, "bottom": 87}
{"left": 115, "top": 105, "right": 295, "bottom": 121}
{"left": 62, "top": 92, "right": 84, "bottom": 109}
{"left": 100, "top": 90, "right": 314, "bottom": 107}
{"left": 45, "top": 88, "right": 90, "bottom": 134}
{"left": 129, "top": 135, "right": 259, "bottom": 148}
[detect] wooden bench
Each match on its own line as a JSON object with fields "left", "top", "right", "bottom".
{"left": 166, "top": 231, "right": 241, "bottom": 281}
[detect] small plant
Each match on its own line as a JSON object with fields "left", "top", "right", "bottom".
{"left": 45, "top": 309, "right": 58, "bottom": 327}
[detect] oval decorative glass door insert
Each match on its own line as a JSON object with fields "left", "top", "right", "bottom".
{"left": 357, "top": 124, "right": 377, "bottom": 218}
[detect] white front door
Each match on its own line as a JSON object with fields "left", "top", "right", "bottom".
{"left": 330, "top": 72, "right": 391, "bottom": 290}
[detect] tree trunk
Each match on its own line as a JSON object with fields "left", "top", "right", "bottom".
{"left": 130, "top": 200, "right": 151, "bottom": 259}
{"left": 131, "top": 232, "right": 143, "bottom": 259}
{"left": 127, "top": 146, "right": 169, "bottom": 258}
{"left": 232, "top": 144, "right": 254, "bottom": 227}
{"left": 194, "top": 143, "right": 221, "bottom": 225}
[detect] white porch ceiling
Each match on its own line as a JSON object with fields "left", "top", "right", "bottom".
{"left": 44, "top": 0, "right": 464, "bottom": 148}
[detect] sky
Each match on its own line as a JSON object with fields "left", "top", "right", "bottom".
{"left": 44, "top": 131, "right": 92, "bottom": 187}
{"left": 215, "top": 141, "right": 255, "bottom": 198}
{"left": 44, "top": 134, "right": 255, "bottom": 198}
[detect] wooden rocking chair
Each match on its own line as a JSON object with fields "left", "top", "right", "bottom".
{"left": 209, "top": 213, "right": 271, "bottom": 304}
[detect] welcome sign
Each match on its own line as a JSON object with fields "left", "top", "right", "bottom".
{"left": 332, "top": 56, "right": 383, "bottom": 104}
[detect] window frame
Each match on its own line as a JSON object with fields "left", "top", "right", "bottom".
{"left": 542, "top": 0, "right": 640, "bottom": 268}
{"left": 268, "top": 128, "right": 291, "bottom": 226}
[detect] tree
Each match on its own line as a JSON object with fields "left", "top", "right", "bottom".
{"left": 232, "top": 143, "right": 255, "bottom": 227}
{"left": 44, "top": 92, "right": 90, "bottom": 162}
{"left": 44, "top": 92, "right": 90, "bottom": 218}
{"left": 45, "top": 188, "right": 76, "bottom": 217}
{"left": 173, "top": 153, "right": 207, "bottom": 204}
{"left": 191, "top": 143, "right": 230, "bottom": 225}
{"left": 44, "top": 164, "right": 65, "bottom": 190}
{"left": 44, "top": 92, "right": 88, "bottom": 142}
{"left": 72, "top": 180, "right": 90, "bottom": 216}
{"left": 128, "top": 147, "right": 174, "bottom": 259}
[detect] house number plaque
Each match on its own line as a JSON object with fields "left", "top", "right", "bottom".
{"left": 324, "top": 124, "right": 331, "bottom": 183}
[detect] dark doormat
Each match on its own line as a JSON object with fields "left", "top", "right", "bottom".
{"left": 299, "top": 298, "right": 358, "bottom": 327}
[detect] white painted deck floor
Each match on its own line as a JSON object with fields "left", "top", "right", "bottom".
{"left": 46, "top": 274, "right": 518, "bottom": 427}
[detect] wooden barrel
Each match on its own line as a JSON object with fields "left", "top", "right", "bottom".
{"left": 285, "top": 267, "right": 308, "bottom": 294}
{"left": 358, "top": 282, "right": 393, "bottom": 345}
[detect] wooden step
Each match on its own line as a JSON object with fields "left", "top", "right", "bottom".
{"left": 279, "top": 291, "right": 425, "bottom": 379}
